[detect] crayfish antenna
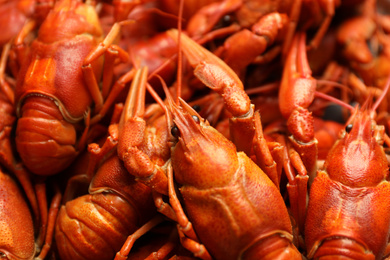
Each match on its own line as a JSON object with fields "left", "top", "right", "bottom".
{"left": 150, "top": 74, "right": 176, "bottom": 140}
{"left": 372, "top": 75, "right": 390, "bottom": 113}
{"left": 342, "top": 74, "right": 390, "bottom": 127}
{"left": 175, "top": 0, "right": 184, "bottom": 104}
{"left": 314, "top": 91, "right": 355, "bottom": 112}
{"left": 316, "top": 79, "right": 354, "bottom": 97}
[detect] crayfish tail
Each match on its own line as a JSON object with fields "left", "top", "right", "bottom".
{"left": 241, "top": 233, "right": 302, "bottom": 260}
{"left": 308, "top": 237, "right": 375, "bottom": 260}
{"left": 15, "top": 97, "right": 78, "bottom": 175}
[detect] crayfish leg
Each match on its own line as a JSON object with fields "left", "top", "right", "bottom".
{"left": 252, "top": 111, "right": 282, "bottom": 187}
{"left": 35, "top": 184, "right": 62, "bottom": 260}
{"left": 82, "top": 22, "right": 130, "bottom": 115}
{"left": 115, "top": 215, "right": 166, "bottom": 260}
{"left": 167, "top": 163, "right": 212, "bottom": 260}
{"left": 0, "top": 43, "right": 15, "bottom": 104}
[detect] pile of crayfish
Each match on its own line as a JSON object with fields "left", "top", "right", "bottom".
{"left": 2, "top": 0, "right": 390, "bottom": 259}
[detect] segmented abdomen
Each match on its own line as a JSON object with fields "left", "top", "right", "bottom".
{"left": 15, "top": 96, "right": 77, "bottom": 175}
{"left": 55, "top": 192, "right": 142, "bottom": 260}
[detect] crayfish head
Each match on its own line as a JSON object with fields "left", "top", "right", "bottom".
{"left": 169, "top": 98, "right": 239, "bottom": 189}
{"left": 325, "top": 109, "right": 389, "bottom": 187}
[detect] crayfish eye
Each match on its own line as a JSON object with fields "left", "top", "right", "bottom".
{"left": 192, "top": 104, "right": 201, "bottom": 112}
{"left": 367, "top": 39, "right": 379, "bottom": 56}
{"left": 0, "top": 252, "right": 7, "bottom": 259}
{"left": 345, "top": 124, "right": 353, "bottom": 133}
{"left": 171, "top": 125, "right": 180, "bottom": 138}
{"left": 221, "top": 14, "right": 234, "bottom": 26}
{"left": 215, "top": 14, "right": 234, "bottom": 30}
{"left": 192, "top": 115, "right": 200, "bottom": 123}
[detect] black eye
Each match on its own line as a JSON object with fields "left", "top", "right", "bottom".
{"left": 192, "top": 115, "right": 200, "bottom": 123}
{"left": 221, "top": 14, "right": 233, "bottom": 26}
{"left": 171, "top": 126, "right": 180, "bottom": 138}
{"left": 345, "top": 124, "right": 353, "bottom": 133}
{"left": 192, "top": 105, "right": 201, "bottom": 112}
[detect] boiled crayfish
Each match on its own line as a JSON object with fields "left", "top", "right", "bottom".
{"left": 305, "top": 77, "right": 390, "bottom": 259}
{"left": 14, "top": 0, "right": 129, "bottom": 176}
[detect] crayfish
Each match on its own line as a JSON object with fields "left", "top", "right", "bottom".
{"left": 13, "top": 0, "right": 130, "bottom": 176}
{"left": 305, "top": 76, "right": 390, "bottom": 259}
{"left": 1, "top": 0, "right": 390, "bottom": 259}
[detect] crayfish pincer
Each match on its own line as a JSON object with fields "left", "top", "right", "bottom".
{"left": 163, "top": 92, "right": 302, "bottom": 259}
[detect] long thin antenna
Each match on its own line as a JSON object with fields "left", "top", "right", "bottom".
{"left": 176, "top": 0, "right": 184, "bottom": 105}
{"left": 372, "top": 74, "right": 390, "bottom": 112}
{"left": 314, "top": 91, "right": 355, "bottom": 112}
